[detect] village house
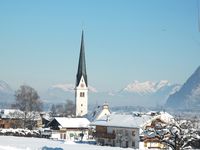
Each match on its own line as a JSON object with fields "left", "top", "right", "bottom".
{"left": 0, "top": 109, "right": 49, "bottom": 129}
{"left": 141, "top": 112, "right": 174, "bottom": 149}
{"left": 89, "top": 103, "right": 111, "bottom": 121}
{"left": 47, "top": 117, "right": 90, "bottom": 141}
{"left": 0, "top": 109, "right": 24, "bottom": 128}
{"left": 39, "top": 112, "right": 52, "bottom": 128}
{"left": 91, "top": 111, "right": 173, "bottom": 149}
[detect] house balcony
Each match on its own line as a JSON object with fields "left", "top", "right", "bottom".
{"left": 93, "top": 132, "right": 116, "bottom": 139}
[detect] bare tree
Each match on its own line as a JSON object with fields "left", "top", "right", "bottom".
{"left": 50, "top": 100, "right": 75, "bottom": 117}
{"left": 50, "top": 104, "right": 65, "bottom": 117}
{"left": 13, "top": 85, "right": 43, "bottom": 129}
{"left": 50, "top": 104, "right": 57, "bottom": 117}
{"left": 64, "top": 99, "right": 75, "bottom": 117}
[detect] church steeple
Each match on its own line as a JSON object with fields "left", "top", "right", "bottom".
{"left": 75, "top": 30, "right": 88, "bottom": 117}
{"left": 76, "top": 30, "right": 88, "bottom": 87}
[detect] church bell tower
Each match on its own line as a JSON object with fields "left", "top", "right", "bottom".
{"left": 75, "top": 31, "right": 88, "bottom": 117}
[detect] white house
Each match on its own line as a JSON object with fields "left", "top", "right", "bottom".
{"left": 91, "top": 112, "right": 174, "bottom": 149}
{"left": 89, "top": 103, "right": 111, "bottom": 121}
{"left": 47, "top": 117, "right": 90, "bottom": 141}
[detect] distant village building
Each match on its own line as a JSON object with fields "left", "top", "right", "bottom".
{"left": 141, "top": 112, "right": 174, "bottom": 149}
{"left": 0, "top": 109, "right": 22, "bottom": 128}
{"left": 40, "top": 112, "right": 52, "bottom": 128}
{"left": 89, "top": 103, "right": 111, "bottom": 121}
{"left": 91, "top": 112, "right": 173, "bottom": 149}
{"left": 47, "top": 117, "right": 90, "bottom": 141}
{"left": 75, "top": 31, "right": 88, "bottom": 117}
{"left": 0, "top": 109, "right": 47, "bottom": 129}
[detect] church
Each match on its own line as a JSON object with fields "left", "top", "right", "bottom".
{"left": 74, "top": 31, "right": 111, "bottom": 119}
{"left": 75, "top": 31, "right": 88, "bottom": 117}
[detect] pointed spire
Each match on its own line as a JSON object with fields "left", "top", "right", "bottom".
{"left": 76, "top": 30, "right": 88, "bottom": 87}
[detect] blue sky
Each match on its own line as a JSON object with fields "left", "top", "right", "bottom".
{"left": 0, "top": 0, "right": 200, "bottom": 92}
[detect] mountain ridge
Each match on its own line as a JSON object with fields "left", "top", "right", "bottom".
{"left": 0, "top": 79, "right": 184, "bottom": 107}
{"left": 122, "top": 80, "right": 174, "bottom": 95}
{"left": 166, "top": 66, "right": 200, "bottom": 108}
{"left": 45, "top": 80, "right": 180, "bottom": 106}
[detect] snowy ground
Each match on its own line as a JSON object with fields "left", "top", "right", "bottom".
{"left": 0, "top": 136, "right": 133, "bottom": 150}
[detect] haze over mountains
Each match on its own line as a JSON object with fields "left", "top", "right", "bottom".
{"left": 0, "top": 66, "right": 200, "bottom": 109}
{"left": 0, "top": 80, "right": 14, "bottom": 103}
{"left": 38, "top": 80, "right": 181, "bottom": 107}
{"left": 0, "top": 80, "right": 179, "bottom": 107}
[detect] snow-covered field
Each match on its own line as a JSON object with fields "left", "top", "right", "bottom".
{"left": 0, "top": 136, "right": 132, "bottom": 150}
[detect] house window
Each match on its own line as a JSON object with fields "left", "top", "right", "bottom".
{"left": 80, "top": 92, "right": 85, "bottom": 97}
{"left": 113, "top": 140, "right": 115, "bottom": 146}
{"left": 125, "top": 130, "right": 129, "bottom": 136}
{"left": 132, "top": 141, "right": 135, "bottom": 147}
{"left": 132, "top": 130, "right": 135, "bottom": 136}
{"left": 60, "top": 133, "right": 66, "bottom": 139}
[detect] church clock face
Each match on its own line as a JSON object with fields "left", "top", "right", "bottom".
{"left": 81, "top": 83, "right": 84, "bottom": 87}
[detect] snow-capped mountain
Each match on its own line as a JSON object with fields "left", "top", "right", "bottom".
{"left": 0, "top": 79, "right": 181, "bottom": 108}
{"left": 50, "top": 83, "right": 98, "bottom": 93}
{"left": 122, "top": 80, "right": 172, "bottom": 95}
{"left": 111, "top": 80, "right": 181, "bottom": 106}
{"left": 50, "top": 83, "right": 75, "bottom": 93}
{"left": 166, "top": 66, "right": 200, "bottom": 109}
{"left": 42, "top": 81, "right": 180, "bottom": 107}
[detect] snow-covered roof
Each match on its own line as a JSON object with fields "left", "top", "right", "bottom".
{"left": 158, "top": 112, "right": 174, "bottom": 123}
{"left": 0, "top": 109, "right": 46, "bottom": 121}
{"left": 91, "top": 113, "right": 153, "bottom": 128}
{"left": 54, "top": 117, "right": 90, "bottom": 128}
{"left": 88, "top": 103, "right": 111, "bottom": 121}
{"left": 0, "top": 109, "right": 23, "bottom": 119}
{"left": 90, "top": 106, "right": 102, "bottom": 120}
{"left": 91, "top": 112, "right": 174, "bottom": 129}
{"left": 40, "top": 112, "right": 52, "bottom": 121}
{"left": 145, "top": 111, "right": 174, "bottom": 123}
